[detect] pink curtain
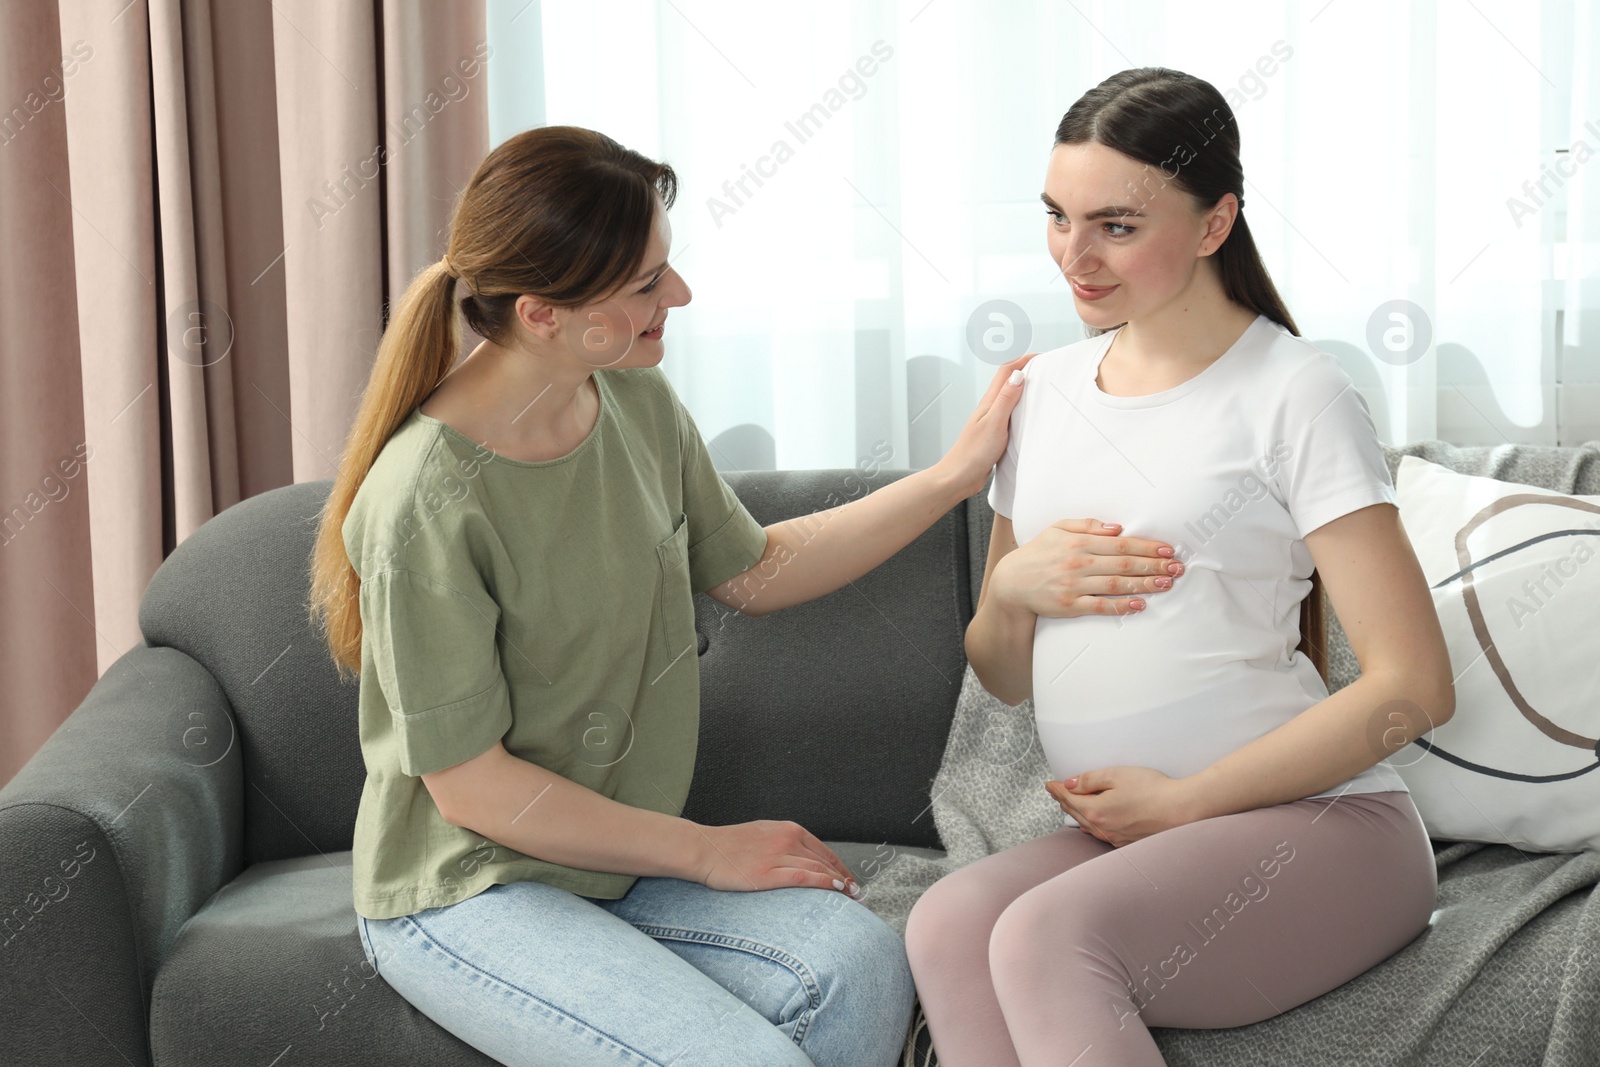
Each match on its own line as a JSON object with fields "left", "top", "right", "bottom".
{"left": 0, "top": 0, "right": 490, "bottom": 789}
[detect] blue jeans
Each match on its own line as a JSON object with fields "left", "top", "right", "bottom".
{"left": 356, "top": 874, "right": 915, "bottom": 1066}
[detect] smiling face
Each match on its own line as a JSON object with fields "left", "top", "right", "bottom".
{"left": 521, "top": 195, "right": 692, "bottom": 369}
{"left": 1042, "top": 141, "right": 1236, "bottom": 328}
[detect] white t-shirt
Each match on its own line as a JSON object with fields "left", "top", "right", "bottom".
{"left": 988, "top": 312, "right": 1408, "bottom": 824}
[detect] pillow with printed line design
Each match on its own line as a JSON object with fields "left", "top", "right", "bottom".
{"left": 1389, "top": 455, "right": 1600, "bottom": 854}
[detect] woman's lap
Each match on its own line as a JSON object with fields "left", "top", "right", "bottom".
{"left": 906, "top": 790, "right": 1437, "bottom": 1066}
{"left": 1000, "top": 789, "right": 1436, "bottom": 1026}
{"left": 357, "top": 874, "right": 914, "bottom": 1067}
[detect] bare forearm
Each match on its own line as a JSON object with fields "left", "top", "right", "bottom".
{"left": 1180, "top": 671, "right": 1454, "bottom": 822}
{"left": 445, "top": 748, "right": 711, "bottom": 882}
{"left": 965, "top": 597, "right": 1036, "bottom": 706}
{"left": 727, "top": 464, "right": 969, "bottom": 616}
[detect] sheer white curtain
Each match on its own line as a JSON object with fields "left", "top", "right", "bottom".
{"left": 486, "top": 0, "right": 1600, "bottom": 468}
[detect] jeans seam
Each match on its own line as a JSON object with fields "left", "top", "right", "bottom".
{"left": 398, "top": 914, "right": 667, "bottom": 1067}
{"left": 358, "top": 917, "right": 377, "bottom": 976}
{"left": 626, "top": 925, "right": 823, "bottom": 1011}
{"left": 629, "top": 925, "right": 822, "bottom": 1045}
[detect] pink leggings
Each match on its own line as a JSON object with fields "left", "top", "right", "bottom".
{"left": 903, "top": 790, "right": 1436, "bottom": 1066}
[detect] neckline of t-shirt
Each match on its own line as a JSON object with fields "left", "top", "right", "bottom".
{"left": 411, "top": 371, "right": 611, "bottom": 469}
{"left": 1086, "top": 313, "right": 1268, "bottom": 410}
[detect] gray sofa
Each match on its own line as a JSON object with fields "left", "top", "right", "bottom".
{"left": 3, "top": 440, "right": 1598, "bottom": 1066}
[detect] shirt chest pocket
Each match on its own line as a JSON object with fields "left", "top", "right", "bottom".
{"left": 655, "top": 512, "right": 696, "bottom": 667}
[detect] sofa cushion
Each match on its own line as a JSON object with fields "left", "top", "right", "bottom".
{"left": 150, "top": 854, "right": 486, "bottom": 1066}
{"left": 149, "top": 844, "right": 946, "bottom": 1067}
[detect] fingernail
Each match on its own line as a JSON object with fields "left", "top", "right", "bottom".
{"left": 833, "top": 878, "right": 845, "bottom": 891}
{"left": 849, "top": 882, "right": 862, "bottom": 898}
{"left": 1008, "top": 369, "right": 1024, "bottom": 385}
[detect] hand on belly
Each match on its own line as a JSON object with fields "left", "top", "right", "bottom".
{"left": 1044, "top": 765, "right": 1198, "bottom": 847}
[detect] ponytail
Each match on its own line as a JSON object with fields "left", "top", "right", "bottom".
{"left": 308, "top": 259, "right": 460, "bottom": 682}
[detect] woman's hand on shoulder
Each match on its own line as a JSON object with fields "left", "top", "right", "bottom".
{"left": 693, "top": 820, "right": 863, "bottom": 898}
{"left": 935, "top": 352, "right": 1038, "bottom": 499}
{"left": 992, "top": 518, "right": 1183, "bottom": 619}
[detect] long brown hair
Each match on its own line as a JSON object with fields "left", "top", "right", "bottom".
{"left": 1054, "top": 68, "right": 1328, "bottom": 683}
{"left": 308, "top": 126, "right": 678, "bottom": 682}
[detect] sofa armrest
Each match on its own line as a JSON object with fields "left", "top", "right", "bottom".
{"left": 0, "top": 645, "right": 244, "bottom": 1067}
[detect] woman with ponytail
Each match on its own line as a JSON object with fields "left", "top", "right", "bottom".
{"left": 307, "top": 125, "right": 1031, "bottom": 1067}
{"left": 904, "top": 69, "right": 1453, "bottom": 1065}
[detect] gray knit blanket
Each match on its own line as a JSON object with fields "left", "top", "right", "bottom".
{"left": 859, "top": 438, "right": 1600, "bottom": 1066}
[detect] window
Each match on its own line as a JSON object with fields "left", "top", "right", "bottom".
{"left": 487, "top": 0, "right": 1600, "bottom": 464}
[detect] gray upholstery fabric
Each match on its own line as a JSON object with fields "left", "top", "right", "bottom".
{"left": 0, "top": 646, "right": 243, "bottom": 1066}
{"left": 683, "top": 469, "right": 972, "bottom": 849}
{"left": 2, "top": 444, "right": 1596, "bottom": 1066}
{"left": 148, "top": 853, "right": 493, "bottom": 1064}
{"left": 136, "top": 483, "right": 368, "bottom": 866}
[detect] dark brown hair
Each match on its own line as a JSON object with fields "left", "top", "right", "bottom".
{"left": 1055, "top": 69, "right": 1328, "bottom": 683}
{"left": 308, "top": 126, "right": 678, "bottom": 681}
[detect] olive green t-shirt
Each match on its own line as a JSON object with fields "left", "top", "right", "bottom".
{"left": 342, "top": 365, "right": 769, "bottom": 920}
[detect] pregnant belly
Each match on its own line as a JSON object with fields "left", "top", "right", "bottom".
{"left": 1034, "top": 672, "right": 1316, "bottom": 826}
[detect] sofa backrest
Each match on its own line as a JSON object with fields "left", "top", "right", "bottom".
{"left": 140, "top": 481, "right": 365, "bottom": 865}
{"left": 137, "top": 470, "right": 982, "bottom": 862}
{"left": 683, "top": 470, "right": 981, "bottom": 850}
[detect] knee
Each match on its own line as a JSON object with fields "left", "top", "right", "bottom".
{"left": 987, "top": 888, "right": 1095, "bottom": 986}
{"left": 987, "top": 892, "right": 1042, "bottom": 979}
{"left": 818, "top": 899, "right": 915, "bottom": 1008}
{"left": 777, "top": 898, "right": 914, "bottom": 1067}
{"left": 905, "top": 874, "right": 999, "bottom": 973}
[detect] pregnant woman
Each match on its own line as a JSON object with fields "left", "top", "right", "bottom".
{"left": 904, "top": 68, "right": 1452, "bottom": 1066}
{"left": 307, "top": 125, "right": 1030, "bottom": 1067}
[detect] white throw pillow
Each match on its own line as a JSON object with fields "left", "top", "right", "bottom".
{"left": 1390, "top": 455, "right": 1600, "bottom": 854}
